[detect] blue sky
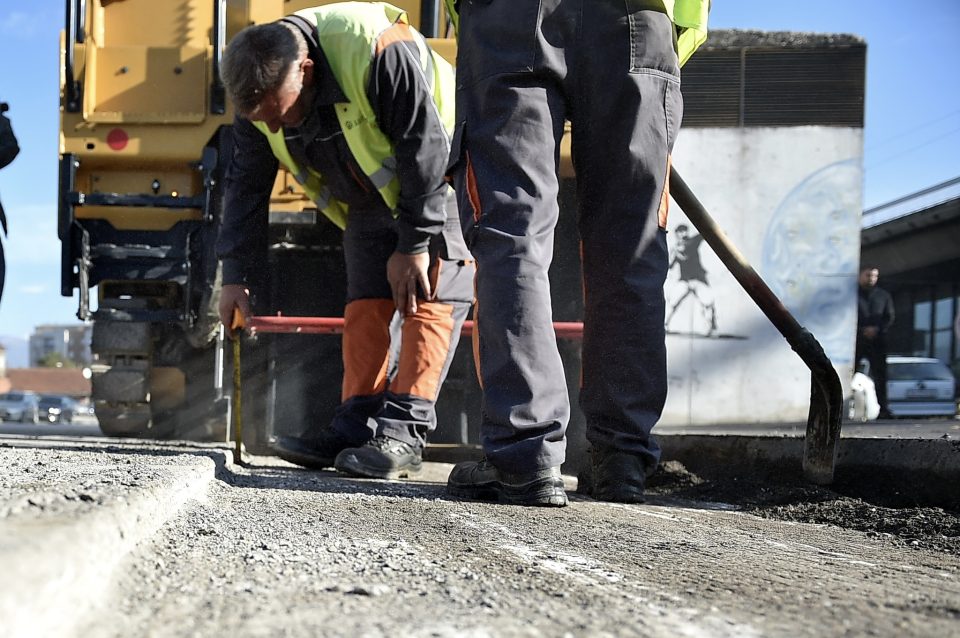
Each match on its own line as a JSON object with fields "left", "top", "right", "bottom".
{"left": 0, "top": 0, "right": 958, "bottom": 358}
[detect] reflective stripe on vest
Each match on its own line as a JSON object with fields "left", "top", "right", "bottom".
{"left": 255, "top": 2, "right": 455, "bottom": 228}
{"left": 256, "top": 122, "right": 349, "bottom": 228}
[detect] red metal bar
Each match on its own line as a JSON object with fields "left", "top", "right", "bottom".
{"left": 246, "top": 316, "right": 584, "bottom": 339}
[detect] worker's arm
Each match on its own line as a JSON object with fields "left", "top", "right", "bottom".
{"left": 215, "top": 116, "right": 279, "bottom": 329}
{"left": 368, "top": 35, "right": 450, "bottom": 313}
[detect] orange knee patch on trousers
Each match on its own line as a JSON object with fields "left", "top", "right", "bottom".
{"left": 342, "top": 299, "right": 395, "bottom": 402}
{"left": 391, "top": 302, "right": 457, "bottom": 401}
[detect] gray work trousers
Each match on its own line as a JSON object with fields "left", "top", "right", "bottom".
{"left": 448, "top": 0, "right": 682, "bottom": 474}
{"left": 331, "top": 202, "right": 475, "bottom": 449}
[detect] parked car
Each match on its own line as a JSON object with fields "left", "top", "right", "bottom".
{"left": 886, "top": 356, "right": 958, "bottom": 418}
{"left": 38, "top": 395, "right": 78, "bottom": 424}
{"left": 0, "top": 391, "right": 41, "bottom": 423}
{"left": 75, "top": 401, "right": 96, "bottom": 418}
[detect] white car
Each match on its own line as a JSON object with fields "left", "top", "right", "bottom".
{"left": 886, "top": 356, "right": 957, "bottom": 418}
{"left": 0, "top": 391, "right": 41, "bottom": 423}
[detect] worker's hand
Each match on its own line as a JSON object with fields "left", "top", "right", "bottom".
{"left": 861, "top": 326, "right": 879, "bottom": 339}
{"left": 387, "top": 251, "right": 432, "bottom": 316}
{"left": 218, "top": 284, "right": 252, "bottom": 338}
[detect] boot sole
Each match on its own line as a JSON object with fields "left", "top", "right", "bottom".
{"left": 591, "top": 486, "right": 646, "bottom": 504}
{"left": 273, "top": 448, "right": 336, "bottom": 470}
{"left": 448, "top": 480, "right": 568, "bottom": 507}
{"left": 335, "top": 456, "right": 422, "bottom": 480}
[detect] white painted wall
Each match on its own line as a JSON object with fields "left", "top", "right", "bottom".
{"left": 663, "top": 126, "right": 863, "bottom": 425}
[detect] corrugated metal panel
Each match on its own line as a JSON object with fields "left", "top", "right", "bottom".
{"left": 681, "top": 42, "right": 866, "bottom": 128}
{"left": 679, "top": 50, "right": 742, "bottom": 127}
{"left": 743, "top": 49, "right": 865, "bottom": 126}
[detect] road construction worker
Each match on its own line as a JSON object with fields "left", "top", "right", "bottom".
{"left": 442, "top": 0, "right": 708, "bottom": 506}
{"left": 216, "top": 2, "right": 474, "bottom": 479}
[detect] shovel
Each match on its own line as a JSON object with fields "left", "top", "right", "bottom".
{"left": 668, "top": 169, "right": 844, "bottom": 485}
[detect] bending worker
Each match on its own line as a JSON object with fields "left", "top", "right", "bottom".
{"left": 442, "top": 0, "right": 709, "bottom": 506}
{"left": 216, "top": 2, "right": 473, "bottom": 479}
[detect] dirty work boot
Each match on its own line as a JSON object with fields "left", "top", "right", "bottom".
{"left": 447, "top": 459, "right": 568, "bottom": 507}
{"left": 271, "top": 427, "right": 365, "bottom": 470}
{"left": 334, "top": 435, "right": 423, "bottom": 479}
{"left": 579, "top": 446, "right": 647, "bottom": 503}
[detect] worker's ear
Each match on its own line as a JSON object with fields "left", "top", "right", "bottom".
{"left": 301, "top": 57, "right": 315, "bottom": 87}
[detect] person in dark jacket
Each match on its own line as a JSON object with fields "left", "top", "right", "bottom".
{"left": 0, "top": 102, "right": 21, "bottom": 307}
{"left": 856, "top": 266, "right": 895, "bottom": 418}
{"left": 216, "top": 4, "right": 474, "bottom": 479}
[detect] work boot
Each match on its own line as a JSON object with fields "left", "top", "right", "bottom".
{"left": 334, "top": 435, "right": 423, "bottom": 479}
{"left": 578, "top": 446, "right": 647, "bottom": 503}
{"left": 271, "top": 427, "right": 365, "bottom": 470}
{"left": 447, "top": 459, "right": 568, "bottom": 507}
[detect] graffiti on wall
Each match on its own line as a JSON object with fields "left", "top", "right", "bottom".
{"left": 664, "top": 224, "right": 747, "bottom": 340}
{"left": 662, "top": 128, "right": 863, "bottom": 425}
{"left": 761, "top": 159, "right": 862, "bottom": 365}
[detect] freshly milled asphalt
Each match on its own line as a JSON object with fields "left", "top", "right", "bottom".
{"left": 1, "top": 434, "right": 958, "bottom": 638}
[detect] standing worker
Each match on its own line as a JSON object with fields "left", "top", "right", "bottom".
{"left": 0, "top": 101, "right": 20, "bottom": 307}
{"left": 442, "top": 0, "right": 709, "bottom": 506}
{"left": 856, "top": 266, "right": 895, "bottom": 419}
{"left": 216, "top": 2, "right": 474, "bottom": 479}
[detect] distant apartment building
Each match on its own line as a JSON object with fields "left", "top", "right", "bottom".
{"left": 29, "top": 324, "right": 93, "bottom": 368}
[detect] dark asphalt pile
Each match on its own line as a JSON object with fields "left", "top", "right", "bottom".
{"left": 648, "top": 460, "right": 960, "bottom": 556}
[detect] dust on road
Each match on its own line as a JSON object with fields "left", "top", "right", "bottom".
{"left": 76, "top": 457, "right": 960, "bottom": 637}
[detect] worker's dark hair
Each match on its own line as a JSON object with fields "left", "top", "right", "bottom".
{"left": 221, "top": 22, "right": 306, "bottom": 115}
{"left": 0, "top": 102, "right": 8, "bottom": 113}
{"left": 859, "top": 264, "right": 880, "bottom": 272}
{"left": 675, "top": 223, "right": 689, "bottom": 233}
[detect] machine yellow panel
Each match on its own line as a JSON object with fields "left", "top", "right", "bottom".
{"left": 244, "top": 0, "right": 285, "bottom": 26}
{"left": 61, "top": 119, "right": 230, "bottom": 161}
{"left": 426, "top": 38, "right": 456, "bottom": 65}
{"left": 84, "top": 45, "right": 208, "bottom": 123}
{"left": 83, "top": 168, "right": 198, "bottom": 198}
{"left": 93, "top": 0, "right": 213, "bottom": 48}
{"left": 74, "top": 207, "right": 201, "bottom": 231}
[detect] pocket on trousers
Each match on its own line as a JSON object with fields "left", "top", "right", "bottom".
{"left": 624, "top": 0, "right": 680, "bottom": 77}
{"left": 445, "top": 120, "right": 483, "bottom": 230}
{"left": 664, "top": 78, "right": 683, "bottom": 150}
{"left": 458, "top": 0, "right": 542, "bottom": 86}
{"left": 445, "top": 120, "right": 466, "bottom": 181}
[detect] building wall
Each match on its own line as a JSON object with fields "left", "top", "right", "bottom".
{"left": 29, "top": 325, "right": 93, "bottom": 368}
{"left": 662, "top": 126, "right": 863, "bottom": 425}
{"left": 860, "top": 186, "right": 960, "bottom": 373}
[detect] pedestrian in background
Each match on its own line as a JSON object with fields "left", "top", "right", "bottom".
{"left": 856, "top": 266, "right": 895, "bottom": 419}
{"left": 442, "top": 0, "right": 709, "bottom": 506}
{"left": 216, "top": 3, "right": 474, "bottom": 479}
{"left": 0, "top": 101, "right": 20, "bottom": 307}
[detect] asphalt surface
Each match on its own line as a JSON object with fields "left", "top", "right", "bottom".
{"left": 4, "top": 415, "right": 958, "bottom": 440}
{"left": 2, "top": 434, "right": 958, "bottom": 638}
